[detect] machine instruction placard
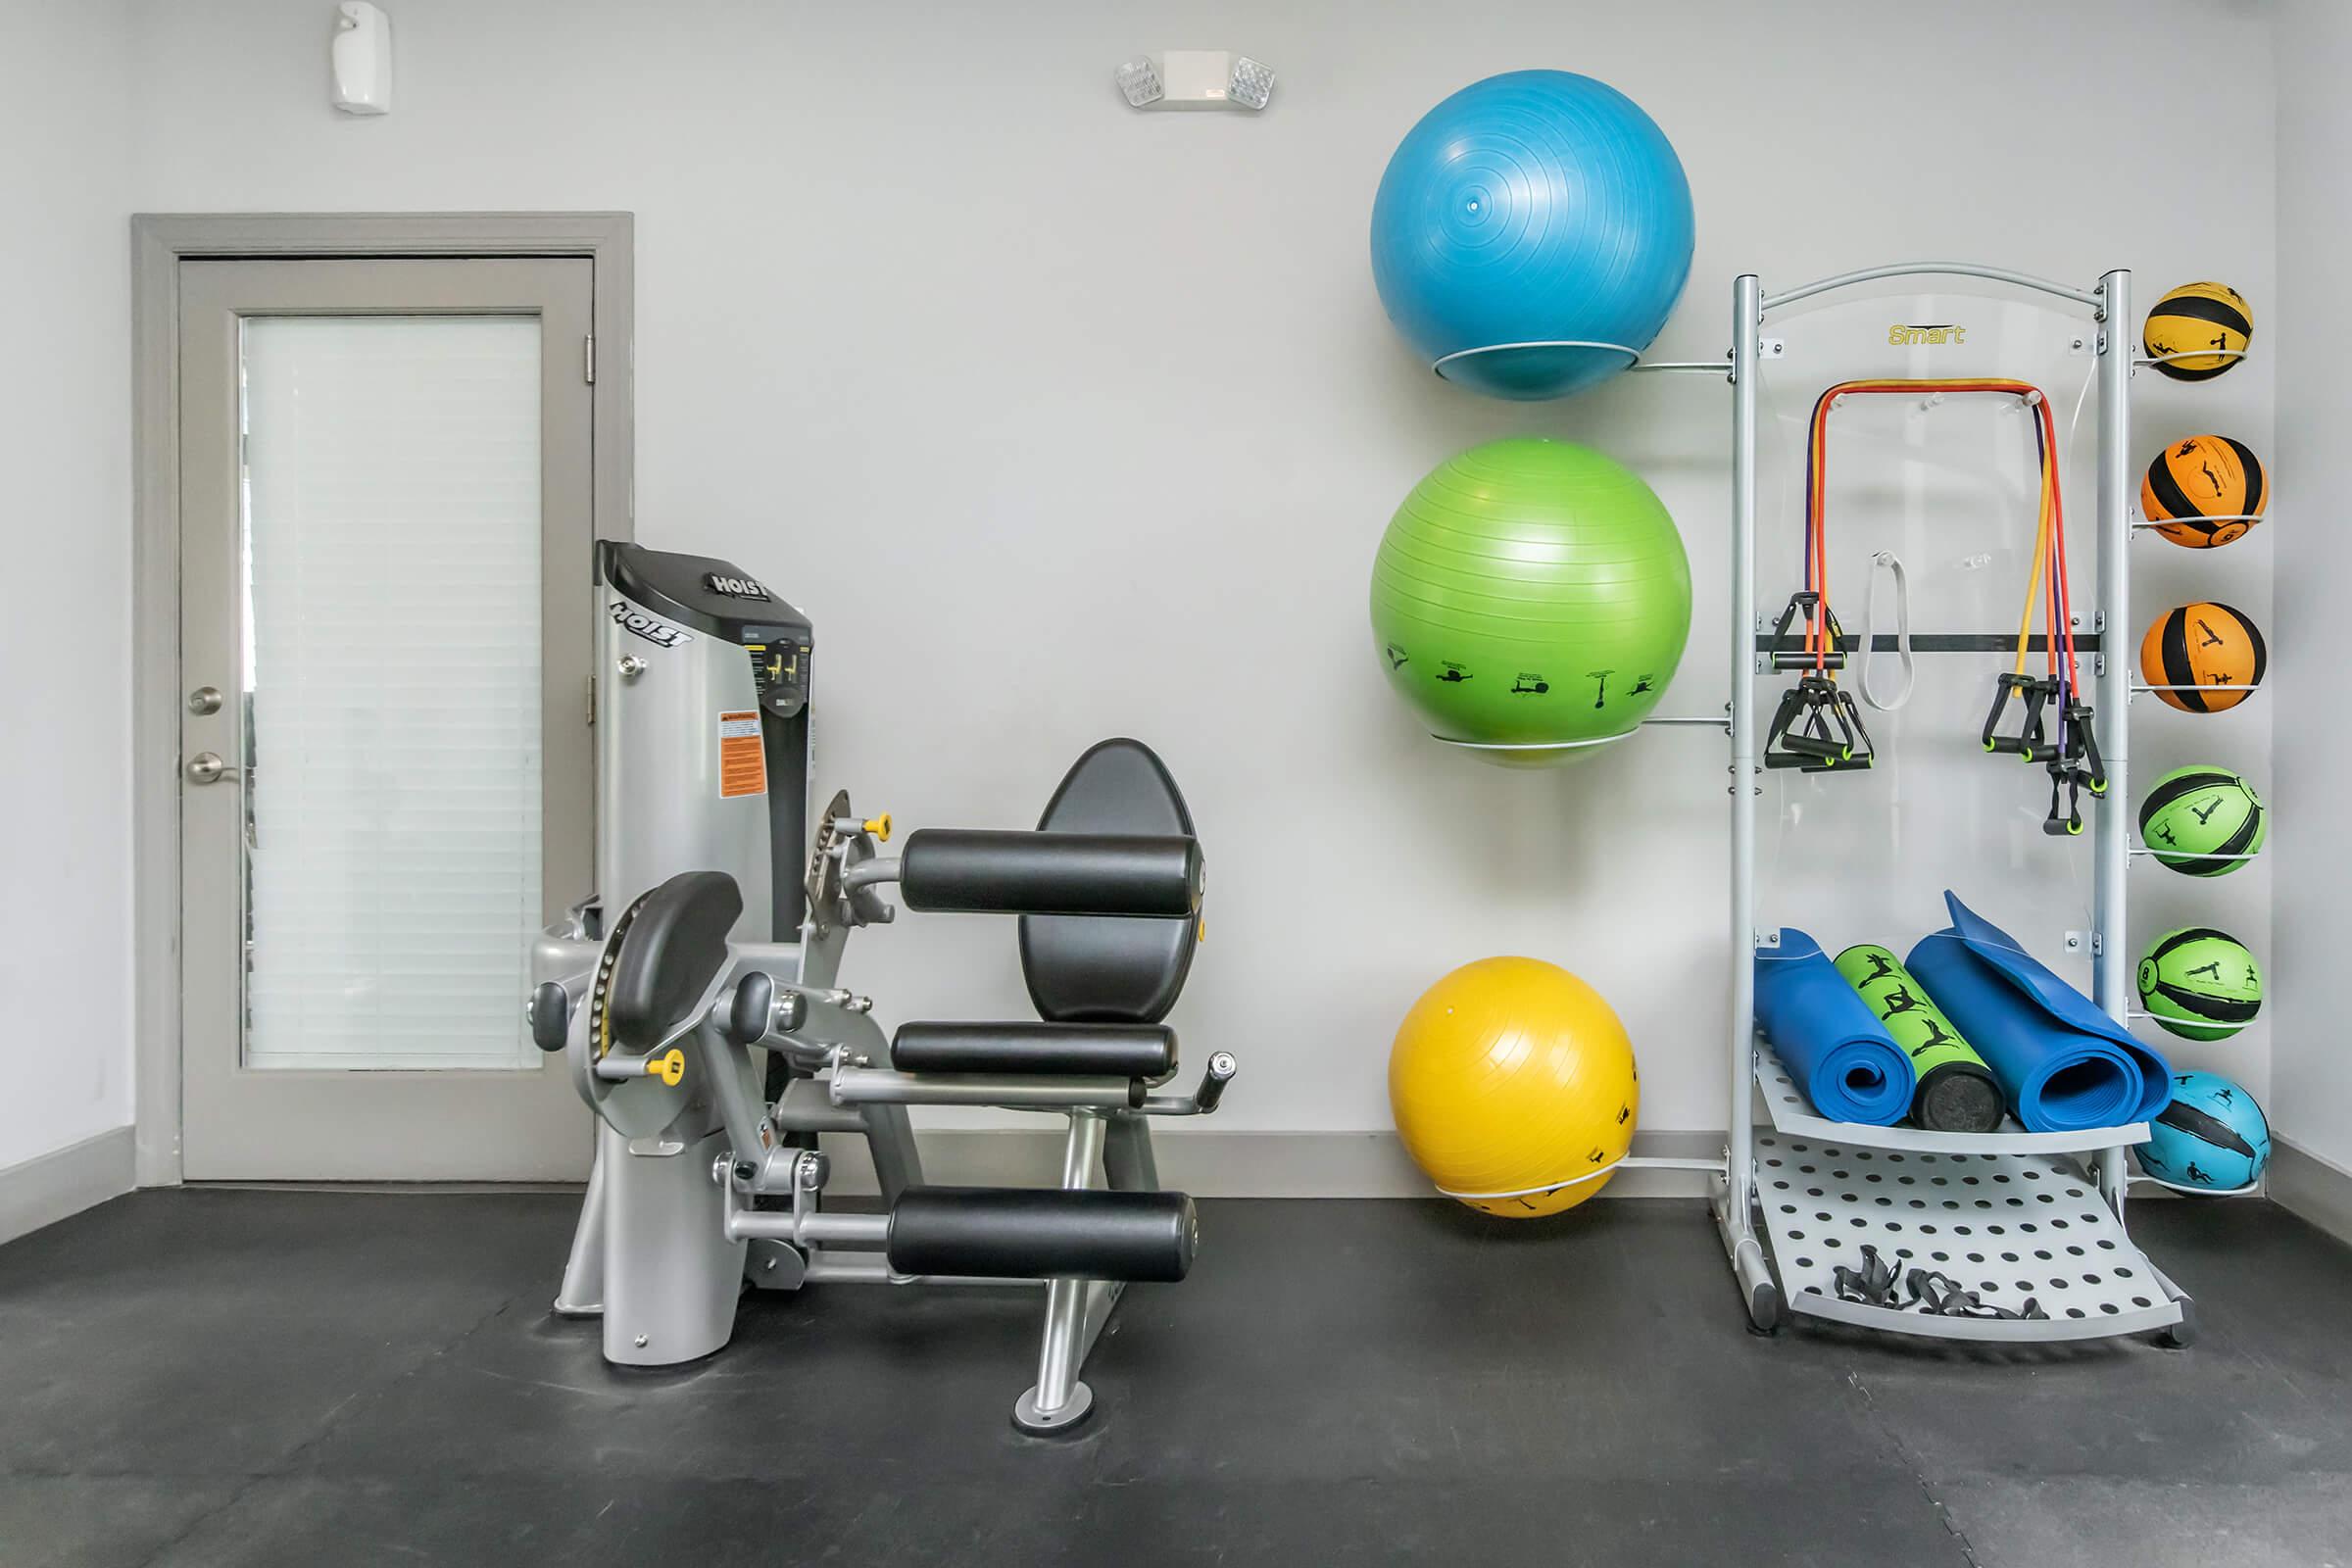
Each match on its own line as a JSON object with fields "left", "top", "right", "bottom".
{"left": 717, "top": 710, "right": 766, "bottom": 798}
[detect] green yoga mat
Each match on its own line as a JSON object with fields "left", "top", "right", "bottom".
{"left": 1834, "top": 944, "right": 2006, "bottom": 1133}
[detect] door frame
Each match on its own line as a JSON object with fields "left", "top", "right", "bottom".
{"left": 129, "top": 212, "right": 635, "bottom": 1187}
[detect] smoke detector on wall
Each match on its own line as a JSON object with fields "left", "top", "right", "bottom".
{"left": 1115, "top": 51, "right": 1274, "bottom": 112}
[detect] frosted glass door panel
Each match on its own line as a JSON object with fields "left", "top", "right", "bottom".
{"left": 241, "top": 316, "right": 544, "bottom": 1070}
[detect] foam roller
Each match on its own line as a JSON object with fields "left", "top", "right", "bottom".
{"left": 898, "top": 830, "right": 1201, "bottom": 917}
{"left": 1834, "top": 944, "right": 2005, "bottom": 1133}
{"left": 886, "top": 1187, "right": 1197, "bottom": 1282}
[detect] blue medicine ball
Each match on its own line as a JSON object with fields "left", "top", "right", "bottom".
{"left": 1370, "top": 70, "right": 1695, "bottom": 401}
{"left": 2135, "top": 1070, "right": 2272, "bottom": 1192}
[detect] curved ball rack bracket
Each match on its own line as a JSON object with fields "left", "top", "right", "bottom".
{"left": 1429, "top": 339, "right": 1736, "bottom": 386}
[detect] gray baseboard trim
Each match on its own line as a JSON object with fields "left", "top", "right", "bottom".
{"left": 2268, "top": 1137, "right": 2352, "bottom": 1249}
{"left": 817, "top": 1127, "right": 1724, "bottom": 1200}
{"left": 0, "top": 1126, "right": 136, "bottom": 1248}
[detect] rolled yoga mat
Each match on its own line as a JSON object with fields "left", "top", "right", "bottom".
{"left": 1834, "top": 945, "right": 2006, "bottom": 1133}
{"left": 1753, "top": 929, "right": 1916, "bottom": 1125}
{"left": 1904, "top": 892, "right": 2172, "bottom": 1134}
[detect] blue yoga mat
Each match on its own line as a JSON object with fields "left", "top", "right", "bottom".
{"left": 1904, "top": 893, "right": 2172, "bottom": 1134}
{"left": 1754, "top": 929, "right": 1916, "bottom": 1125}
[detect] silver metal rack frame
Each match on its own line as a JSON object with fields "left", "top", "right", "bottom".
{"left": 1707, "top": 264, "right": 2189, "bottom": 1342}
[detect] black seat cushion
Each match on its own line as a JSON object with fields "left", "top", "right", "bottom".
{"left": 891, "top": 1021, "right": 1177, "bottom": 1082}
{"left": 1018, "top": 739, "right": 1200, "bottom": 1023}
{"left": 884, "top": 1020, "right": 1176, "bottom": 1081}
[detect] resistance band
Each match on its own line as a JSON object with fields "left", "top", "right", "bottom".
{"left": 1800, "top": 378, "right": 2069, "bottom": 681}
{"left": 1781, "top": 379, "right": 2103, "bottom": 826}
{"left": 1858, "top": 551, "right": 1913, "bottom": 711}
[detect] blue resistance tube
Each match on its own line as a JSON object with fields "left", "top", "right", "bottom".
{"left": 1369, "top": 70, "right": 1695, "bottom": 401}
{"left": 1905, "top": 893, "right": 2171, "bottom": 1134}
{"left": 1753, "top": 930, "right": 1915, "bottom": 1125}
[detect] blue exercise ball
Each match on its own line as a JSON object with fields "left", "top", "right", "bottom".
{"left": 2135, "top": 1070, "right": 2272, "bottom": 1192}
{"left": 1370, "top": 71, "right": 1695, "bottom": 401}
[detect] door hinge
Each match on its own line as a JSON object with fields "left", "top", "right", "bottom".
{"left": 583, "top": 334, "right": 596, "bottom": 385}
{"left": 586, "top": 673, "right": 597, "bottom": 726}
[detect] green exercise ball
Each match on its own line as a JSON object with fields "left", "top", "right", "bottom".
{"left": 1369, "top": 438, "right": 1692, "bottom": 753}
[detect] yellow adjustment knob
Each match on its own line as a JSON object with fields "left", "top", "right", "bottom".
{"left": 648, "top": 1048, "right": 685, "bottom": 1087}
{"left": 1197, "top": 915, "right": 1206, "bottom": 944}
{"left": 863, "top": 812, "right": 893, "bottom": 843}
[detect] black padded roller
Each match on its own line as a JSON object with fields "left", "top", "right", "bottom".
{"left": 892, "top": 1021, "right": 1177, "bottom": 1081}
{"left": 898, "top": 830, "right": 1201, "bottom": 918}
{"left": 886, "top": 1187, "right": 1197, "bottom": 1283}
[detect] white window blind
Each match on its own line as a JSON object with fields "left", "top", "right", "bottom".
{"left": 241, "top": 316, "right": 544, "bottom": 1070}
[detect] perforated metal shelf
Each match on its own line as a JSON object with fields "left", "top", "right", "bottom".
{"left": 1754, "top": 1132, "right": 2187, "bottom": 1343}
{"left": 1754, "top": 1046, "right": 2149, "bottom": 1155}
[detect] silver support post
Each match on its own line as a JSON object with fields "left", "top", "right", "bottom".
{"left": 552, "top": 1128, "right": 612, "bottom": 1316}
{"left": 2092, "top": 268, "right": 2132, "bottom": 1212}
{"left": 1102, "top": 1111, "right": 1160, "bottom": 1192}
{"left": 856, "top": 1102, "right": 924, "bottom": 1201}
{"left": 1014, "top": 1111, "right": 1111, "bottom": 1435}
{"left": 1717, "top": 272, "right": 1779, "bottom": 1331}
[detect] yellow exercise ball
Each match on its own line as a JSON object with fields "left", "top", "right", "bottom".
{"left": 1388, "top": 956, "right": 1640, "bottom": 1217}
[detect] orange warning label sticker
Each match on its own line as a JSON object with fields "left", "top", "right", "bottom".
{"left": 717, "top": 710, "right": 765, "bottom": 798}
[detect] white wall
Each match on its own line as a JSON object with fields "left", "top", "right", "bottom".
{"left": 111, "top": 0, "right": 2278, "bottom": 1162}
{"left": 2272, "top": 0, "right": 2352, "bottom": 1178}
{"left": 0, "top": 1, "right": 136, "bottom": 1177}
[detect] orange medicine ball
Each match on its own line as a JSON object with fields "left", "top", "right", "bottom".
{"left": 2140, "top": 435, "right": 2267, "bottom": 548}
{"left": 2139, "top": 602, "right": 2267, "bottom": 712}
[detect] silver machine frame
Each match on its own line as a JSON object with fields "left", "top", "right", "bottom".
{"left": 533, "top": 548, "right": 1234, "bottom": 1431}
{"left": 1440, "top": 266, "right": 2200, "bottom": 1342}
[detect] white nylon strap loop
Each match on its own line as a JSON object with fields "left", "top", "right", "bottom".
{"left": 1860, "top": 550, "right": 1915, "bottom": 711}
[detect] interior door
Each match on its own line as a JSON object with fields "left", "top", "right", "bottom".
{"left": 176, "top": 258, "right": 597, "bottom": 1180}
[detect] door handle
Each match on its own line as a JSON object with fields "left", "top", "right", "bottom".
{"left": 184, "top": 752, "right": 241, "bottom": 786}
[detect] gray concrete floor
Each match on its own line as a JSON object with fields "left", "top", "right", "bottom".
{"left": 2, "top": 1191, "right": 2348, "bottom": 1566}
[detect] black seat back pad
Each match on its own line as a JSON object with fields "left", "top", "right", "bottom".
{"left": 1021, "top": 738, "right": 1201, "bottom": 1024}
{"left": 607, "top": 870, "right": 741, "bottom": 1051}
{"left": 898, "top": 829, "right": 1201, "bottom": 917}
{"left": 886, "top": 1187, "right": 1197, "bottom": 1283}
{"left": 890, "top": 1021, "right": 1177, "bottom": 1081}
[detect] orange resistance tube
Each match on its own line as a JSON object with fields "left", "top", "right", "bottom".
{"left": 1802, "top": 380, "right": 2079, "bottom": 691}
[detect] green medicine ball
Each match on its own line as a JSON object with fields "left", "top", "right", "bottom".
{"left": 2136, "top": 927, "right": 2263, "bottom": 1042}
{"left": 1368, "top": 439, "right": 1692, "bottom": 748}
{"left": 2136, "top": 765, "right": 2266, "bottom": 875}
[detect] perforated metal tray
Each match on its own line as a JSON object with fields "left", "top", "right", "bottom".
{"left": 1753, "top": 1132, "right": 2188, "bottom": 1343}
{"left": 1754, "top": 1047, "right": 2149, "bottom": 1155}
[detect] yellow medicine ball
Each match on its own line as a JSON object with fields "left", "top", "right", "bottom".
{"left": 1388, "top": 956, "right": 1640, "bottom": 1218}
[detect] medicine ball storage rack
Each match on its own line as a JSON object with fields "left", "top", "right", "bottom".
{"left": 1434, "top": 265, "right": 2223, "bottom": 1344}
{"left": 2120, "top": 348, "right": 2268, "bottom": 1200}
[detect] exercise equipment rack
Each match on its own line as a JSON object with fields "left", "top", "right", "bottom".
{"left": 1436, "top": 264, "right": 2215, "bottom": 1344}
